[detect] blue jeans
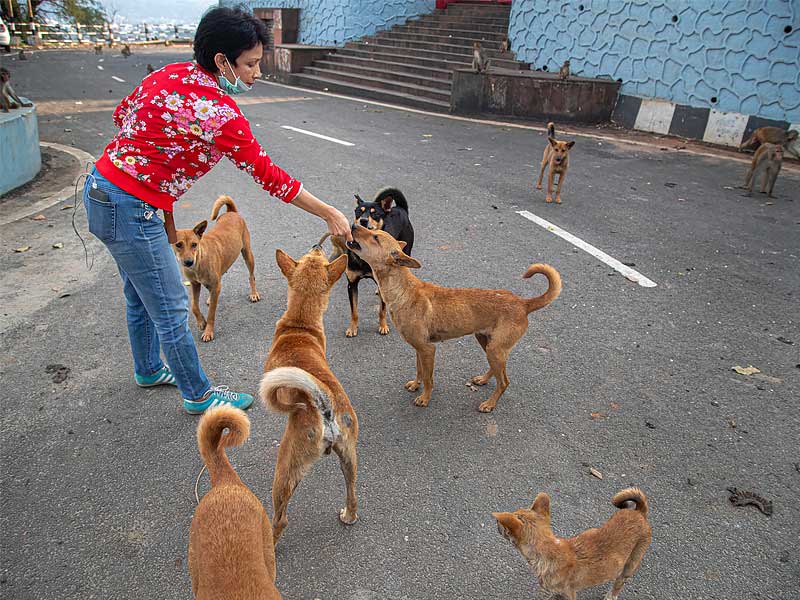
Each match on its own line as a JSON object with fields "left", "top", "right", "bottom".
{"left": 83, "top": 168, "right": 211, "bottom": 400}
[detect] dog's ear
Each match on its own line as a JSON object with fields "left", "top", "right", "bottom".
{"left": 389, "top": 250, "right": 421, "bottom": 269}
{"left": 327, "top": 254, "right": 348, "bottom": 285}
{"left": 193, "top": 220, "right": 208, "bottom": 237}
{"left": 493, "top": 512, "right": 523, "bottom": 540}
{"left": 354, "top": 193, "right": 364, "bottom": 206}
{"left": 397, "top": 241, "right": 407, "bottom": 250}
{"left": 531, "top": 493, "right": 551, "bottom": 519}
{"left": 566, "top": 140, "right": 575, "bottom": 149}
{"left": 275, "top": 249, "right": 297, "bottom": 279}
{"left": 380, "top": 195, "right": 394, "bottom": 212}
{"left": 548, "top": 137, "right": 558, "bottom": 147}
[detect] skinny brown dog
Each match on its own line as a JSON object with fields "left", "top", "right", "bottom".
{"left": 536, "top": 122, "right": 575, "bottom": 204}
{"left": 173, "top": 195, "right": 260, "bottom": 342}
{"left": 259, "top": 247, "right": 358, "bottom": 544}
{"left": 493, "top": 488, "right": 651, "bottom": 600}
{"left": 347, "top": 226, "right": 561, "bottom": 412}
{"left": 188, "top": 405, "right": 282, "bottom": 600}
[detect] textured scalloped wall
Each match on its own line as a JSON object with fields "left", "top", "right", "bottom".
{"left": 222, "top": 0, "right": 435, "bottom": 46}
{"left": 508, "top": 0, "right": 800, "bottom": 123}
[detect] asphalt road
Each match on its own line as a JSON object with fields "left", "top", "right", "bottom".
{"left": 1, "top": 48, "right": 799, "bottom": 600}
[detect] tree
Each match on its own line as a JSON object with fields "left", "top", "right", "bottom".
{"left": 29, "top": 0, "right": 106, "bottom": 24}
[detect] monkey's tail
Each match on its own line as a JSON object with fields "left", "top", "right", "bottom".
{"left": 210, "top": 195, "right": 238, "bottom": 220}
{"left": 547, "top": 122, "right": 556, "bottom": 138}
{"left": 612, "top": 487, "right": 649, "bottom": 517}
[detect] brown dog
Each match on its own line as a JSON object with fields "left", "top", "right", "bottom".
{"left": 346, "top": 226, "right": 561, "bottom": 412}
{"left": 259, "top": 247, "right": 358, "bottom": 544}
{"left": 173, "top": 195, "right": 260, "bottom": 342}
{"left": 188, "top": 405, "right": 282, "bottom": 600}
{"left": 493, "top": 488, "right": 651, "bottom": 600}
{"left": 536, "top": 122, "right": 575, "bottom": 204}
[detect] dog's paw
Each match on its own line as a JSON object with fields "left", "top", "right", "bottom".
{"left": 413, "top": 395, "right": 430, "bottom": 407}
{"left": 405, "top": 380, "right": 420, "bottom": 392}
{"left": 478, "top": 400, "right": 496, "bottom": 413}
{"left": 378, "top": 324, "right": 390, "bottom": 335}
{"left": 249, "top": 292, "right": 261, "bottom": 302}
{"left": 339, "top": 508, "right": 358, "bottom": 525}
{"left": 545, "top": 196, "right": 553, "bottom": 203}
{"left": 345, "top": 326, "right": 358, "bottom": 338}
{"left": 201, "top": 329, "right": 215, "bottom": 342}
{"left": 535, "top": 183, "right": 543, "bottom": 190}
{"left": 555, "top": 196, "right": 562, "bottom": 204}
{"left": 196, "top": 318, "right": 207, "bottom": 330}
{"left": 470, "top": 375, "right": 490, "bottom": 386}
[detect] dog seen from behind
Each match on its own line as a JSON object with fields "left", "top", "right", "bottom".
{"left": 188, "top": 406, "right": 282, "bottom": 600}
{"left": 259, "top": 247, "right": 359, "bottom": 544}
{"left": 330, "top": 188, "right": 414, "bottom": 337}
{"left": 173, "top": 195, "right": 260, "bottom": 342}
{"left": 536, "top": 122, "right": 575, "bottom": 204}
{"left": 493, "top": 488, "right": 651, "bottom": 600}
{"left": 347, "top": 226, "right": 561, "bottom": 412}
{"left": 743, "top": 142, "right": 783, "bottom": 198}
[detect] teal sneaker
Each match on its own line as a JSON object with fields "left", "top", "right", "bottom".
{"left": 183, "top": 385, "right": 255, "bottom": 415}
{"left": 135, "top": 365, "right": 177, "bottom": 388}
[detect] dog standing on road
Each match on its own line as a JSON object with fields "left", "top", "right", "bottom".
{"left": 347, "top": 226, "right": 561, "bottom": 412}
{"left": 493, "top": 488, "right": 651, "bottom": 600}
{"left": 330, "top": 188, "right": 414, "bottom": 337}
{"left": 259, "top": 247, "right": 359, "bottom": 544}
{"left": 172, "top": 195, "right": 260, "bottom": 342}
{"left": 536, "top": 122, "right": 575, "bottom": 204}
{"left": 188, "top": 406, "right": 282, "bottom": 600}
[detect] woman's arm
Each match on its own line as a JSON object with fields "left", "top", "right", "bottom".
{"left": 291, "top": 188, "right": 353, "bottom": 241}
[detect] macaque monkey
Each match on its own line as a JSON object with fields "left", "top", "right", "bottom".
{"left": 499, "top": 37, "right": 510, "bottom": 53}
{"left": 472, "top": 41, "right": 490, "bottom": 73}
{"left": 94, "top": 43, "right": 103, "bottom": 55}
{"left": 1, "top": 68, "right": 33, "bottom": 112}
{"left": 740, "top": 126, "right": 799, "bottom": 159}
{"left": 743, "top": 143, "right": 783, "bottom": 197}
{"left": 558, "top": 59, "right": 570, "bottom": 80}
{"left": 146, "top": 63, "right": 155, "bottom": 74}
{"left": 121, "top": 44, "right": 132, "bottom": 58}
{"left": 18, "top": 48, "right": 27, "bottom": 60}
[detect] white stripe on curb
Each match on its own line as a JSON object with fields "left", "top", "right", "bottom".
{"left": 516, "top": 210, "right": 657, "bottom": 288}
{"left": 280, "top": 125, "right": 354, "bottom": 146}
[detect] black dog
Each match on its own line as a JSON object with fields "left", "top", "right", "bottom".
{"left": 331, "top": 188, "right": 414, "bottom": 337}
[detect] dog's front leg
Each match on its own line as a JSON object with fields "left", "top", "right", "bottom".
{"left": 536, "top": 157, "right": 547, "bottom": 190}
{"left": 554, "top": 170, "right": 566, "bottom": 204}
{"left": 378, "top": 295, "right": 390, "bottom": 335}
{"left": 333, "top": 439, "right": 359, "bottom": 525}
{"left": 412, "top": 344, "right": 436, "bottom": 407}
{"left": 346, "top": 277, "right": 359, "bottom": 337}
{"left": 190, "top": 282, "right": 206, "bottom": 330}
{"left": 201, "top": 284, "right": 220, "bottom": 342}
{"left": 545, "top": 167, "right": 555, "bottom": 203}
{"left": 405, "top": 351, "right": 422, "bottom": 392}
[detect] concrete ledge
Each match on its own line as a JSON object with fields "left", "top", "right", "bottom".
{"left": 451, "top": 69, "right": 620, "bottom": 123}
{"left": 0, "top": 103, "right": 41, "bottom": 196}
{"left": 271, "top": 44, "right": 336, "bottom": 83}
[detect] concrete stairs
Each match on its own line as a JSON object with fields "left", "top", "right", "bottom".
{"left": 291, "top": 2, "right": 529, "bottom": 112}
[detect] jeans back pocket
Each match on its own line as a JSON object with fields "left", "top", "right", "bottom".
{"left": 85, "top": 189, "right": 116, "bottom": 243}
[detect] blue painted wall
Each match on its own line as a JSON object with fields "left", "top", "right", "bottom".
{"left": 0, "top": 106, "right": 41, "bottom": 196}
{"left": 508, "top": 0, "right": 800, "bottom": 123}
{"left": 221, "top": 0, "right": 435, "bottom": 46}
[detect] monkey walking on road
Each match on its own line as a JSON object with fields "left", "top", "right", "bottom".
{"left": 472, "top": 41, "right": 490, "bottom": 73}
{"left": 743, "top": 143, "right": 784, "bottom": 198}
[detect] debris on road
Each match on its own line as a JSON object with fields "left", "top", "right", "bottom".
{"left": 776, "top": 336, "right": 793, "bottom": 345}
{"left": 590, "top": 411, "right": 605, "bottom": 420}
{"left": 726, "top": 487, "right": 773, "bottom": 516}
{"left": 14, "top": 246, "right": 32, "bottom": 253}
{"left": 52, "top": 243, "right": 64, "bottom": 249}
{"left": 61, "top": 205, "right": 74, "bottom": 210}
{"left": 732, "top": 365, "right": 760, "bottom": 375}
{"left": 465, "top": 382, "right": 478, "bottom": 392}
{"left": 45, "top": 364, "right": 70, "bottom": 384}
{"left": 590, "top": 468, "right": 603, "bottom": 480}
{"left": 645, "top": 421, "right": 657, "bottom": 429}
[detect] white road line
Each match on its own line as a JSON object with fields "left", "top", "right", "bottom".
{"left": 111, "top": 76, "right": 125, "bottom": 83}
{"left": 516, "top": 210, "right": 657, "bottom": 288}
{"left": 280, "top": 125, "right": 354, "bottom": 147}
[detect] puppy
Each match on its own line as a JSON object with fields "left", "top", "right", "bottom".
{"left": 259, "top": 247, "right": 358, "bottom": 544}
{"left": 188, "top": 406, "right": 282, "bottom": 600}
{"left": 173, "top": 195, "right": 260, "bottom": 342}
{"left": 347, "top": 226, "right": 561, "bottom": 412}
{"left": 536, "top": 122, "right": 575, "bottom": 204}
{"left": 330, "top": 188, "right": 414, "bottom": 337}
{"left": 493, "top": 488, "right": 651, "bottom": 600}
{"left": 740, "top": 126, "right": 799, "bottom": 159}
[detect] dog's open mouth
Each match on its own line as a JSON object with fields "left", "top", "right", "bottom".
{"left": 346, "top": 240, "right": 361, "bottom": 251}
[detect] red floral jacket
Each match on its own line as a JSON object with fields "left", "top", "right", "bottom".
{"left": 95, "top": 62, "right": 302, "bottom": 211}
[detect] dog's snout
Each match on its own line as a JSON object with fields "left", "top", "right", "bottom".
{"left": 359, "top": 218, "right": 369, "bottom": 227}
{"left": 183, "top": 259, "right": 194, "bottom": 267}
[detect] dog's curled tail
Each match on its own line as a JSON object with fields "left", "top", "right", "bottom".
{"left": 196, "top": 405, "right": 250, "bottom": 488}
{"left": 210, "top": 195, "right": 238, "bottom": 220}
{"left": 374, "top": 187, "right": 409, "bottom": 213}
{"left": 547, "top": 122, "right": 556, "bottom": 138}
{"left": 522, "top": 264, "right": 562, "bottom": 314}
{"left": 612, "top": 487, "right": 648, "bottom": 517}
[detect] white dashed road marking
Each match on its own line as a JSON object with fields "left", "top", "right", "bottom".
{"left": 111, "top": 76, "right": 125, "bottom": 83}
{"left": 516, "top": 210, "right": 658, "bottom": 288}
{"left": 281, "top": 125, "right": 354, "bottom": 147}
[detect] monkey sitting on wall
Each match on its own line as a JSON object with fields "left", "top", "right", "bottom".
{"left": 558, "top": 60, "right": 570, "bottom": 80}
{"left": 1, "top": 68, "right": 33, "bottom": 113}
{"left": 739, "top": 126, "right": 799, "bottom": 160}
{"left": 743, "top": 143, "right": 783, "bottom": 198}
{"left": 499, "top": 37, "right": 510, "bottom": 53}
{"left": 472, "top": 41, "right": 490, "bottom": 73}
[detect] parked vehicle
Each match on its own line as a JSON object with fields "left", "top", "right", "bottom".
{"left": 0, "top": 17, "right": 12, "bottom": 52}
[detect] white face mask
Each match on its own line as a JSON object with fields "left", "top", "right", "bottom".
{"left": 217, "top": 57, "right": 252, "bottom": 95}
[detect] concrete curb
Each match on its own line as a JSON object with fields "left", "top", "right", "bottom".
{"left": 0, "top": 142, "right": 95, "bottom": 227}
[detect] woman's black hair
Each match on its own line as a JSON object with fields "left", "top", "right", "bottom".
{"left": 194, "top": 6, "right": 269, "bottom": 72}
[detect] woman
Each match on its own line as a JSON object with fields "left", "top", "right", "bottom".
{"left": 83, "top": 7, "right": 352, "bottom": 415}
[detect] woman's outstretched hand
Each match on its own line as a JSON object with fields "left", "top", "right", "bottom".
{"left": 324, "top": 206, "right": 353, "bottom": 242}
{"left": 291, "top": 189, "right": 353, "bottom": 242}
